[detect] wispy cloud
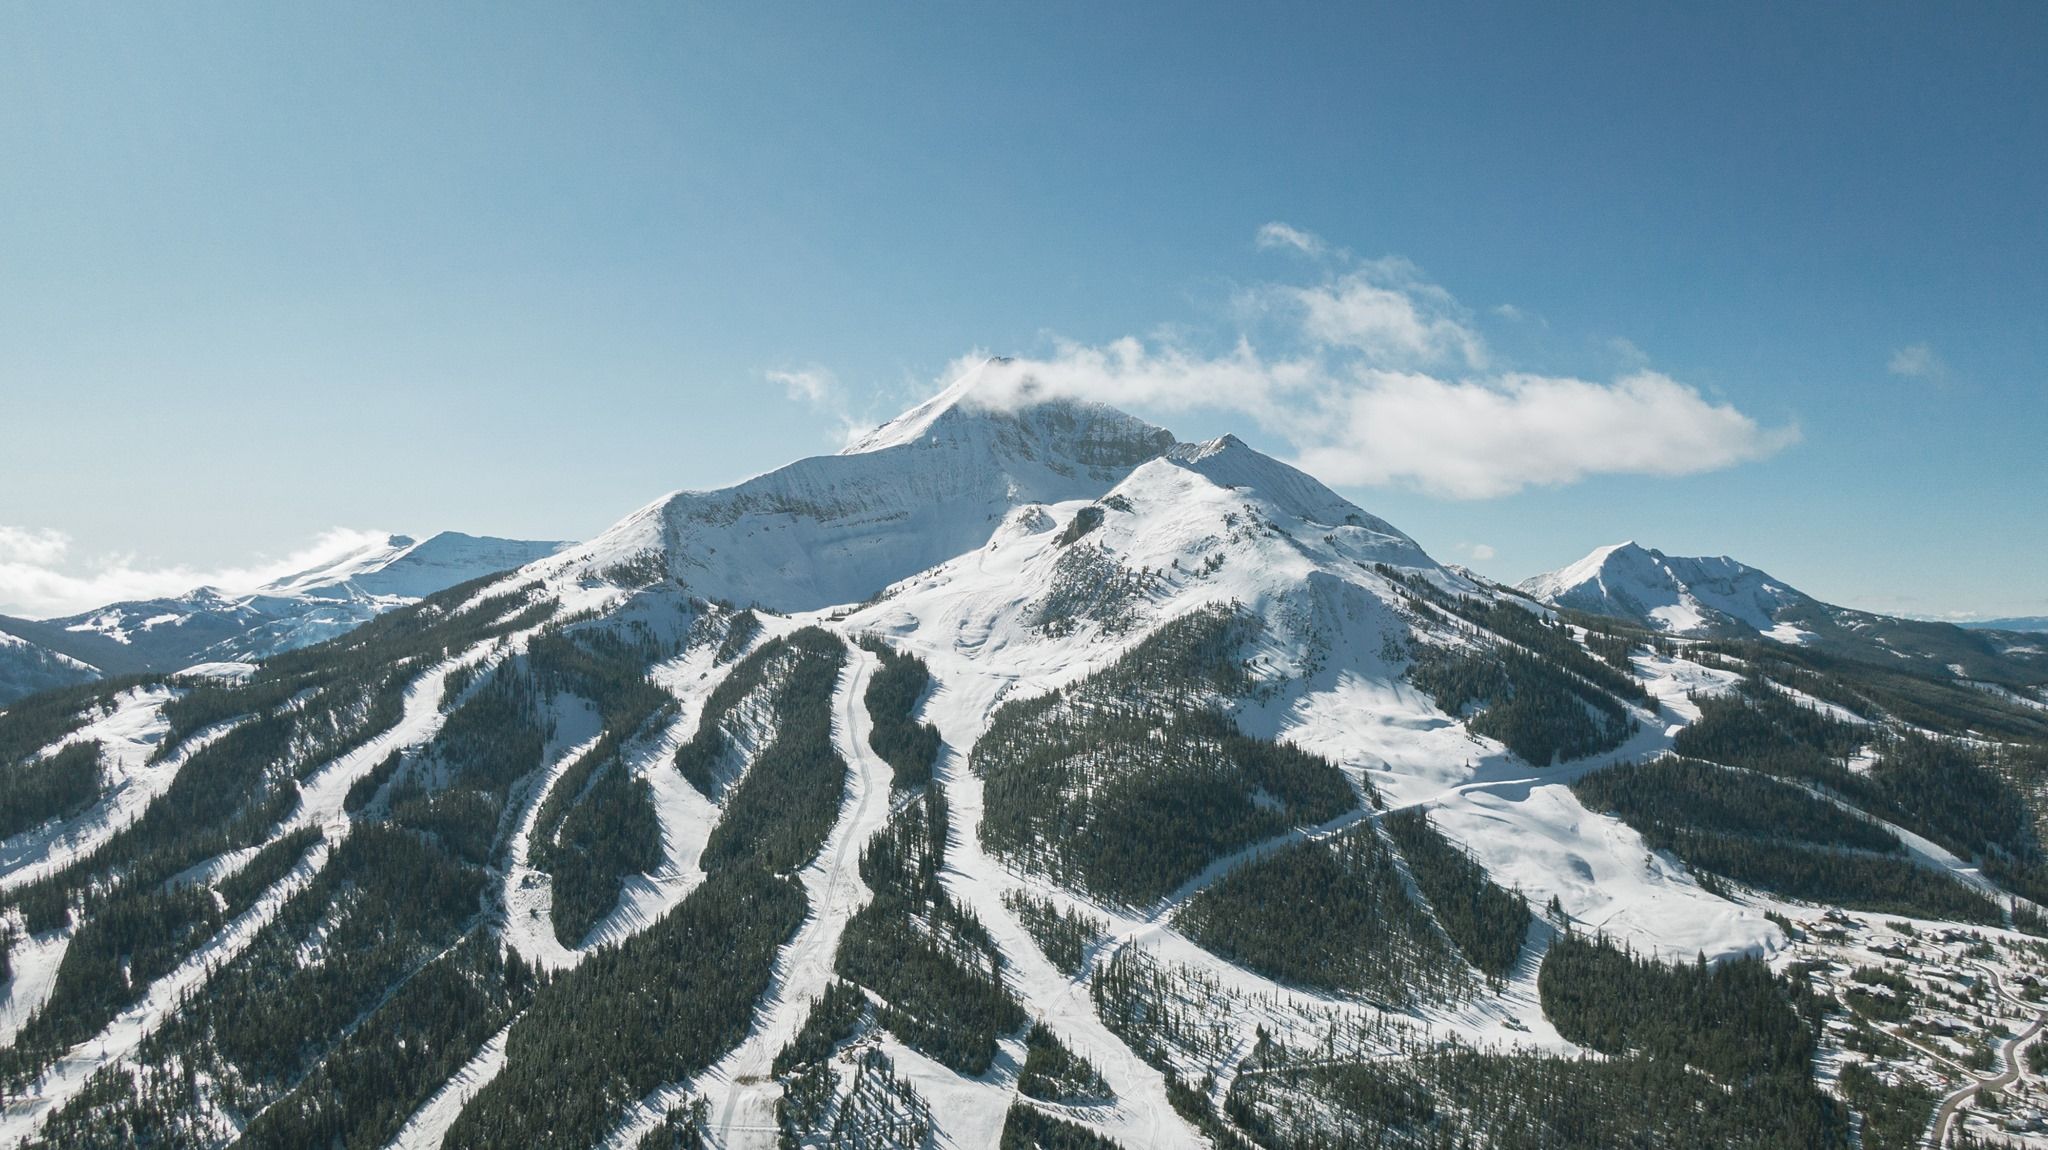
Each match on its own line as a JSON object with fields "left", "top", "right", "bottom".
{"left": 1255, "top": 221, "right": 1325, "bottom": 256}
{"left": 1607, "top": 336, "right": 1650, "bottom": 367}
{"left": 0, "top": 527, "right": 394, "bottom": 619}
{"left": 1277, "top": 260, "right": 1485, "bottom": 370}
{"left": 1887, "top": 342, "right": 1949, "bottom": 384}
{"left": 946, "top": 228, "right": 1797, "bottom": 499}
{"left": 769, "top": 366, "right": 838, "bottom": 406}
{"left": 768, "top": 364, "right": 873, "bottom": 448}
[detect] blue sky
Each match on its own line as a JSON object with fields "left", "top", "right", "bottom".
{"left": 2, "top": 4, "right": 2043, "bottom": 619}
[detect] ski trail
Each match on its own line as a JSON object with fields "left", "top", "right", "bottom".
{"left": 578, "top": 642, "right": 730, "bottom": 951}
{"left": 382, "top": 1017, "right": 515, "bottom": 1150}
{"left": 0, "top": 929, "right": 72, "bottom": 1048}
{"left": 1145, "top": 804, "right": 1370, "bottom": 919}
{"left": 610, "top": 645, "right": 890, "bottom": 1150}
{"left": 873, "top": 1030, "right": 1026, "bottom": 1149}
{"left": 384, "top": 642, "right": 741, "bottom": 1146}
{"left": 1793, "top": 777, "right": 2020, "bottom": 902}
{"left": 0, "top": 653, "right": 486, "bottom": 1148}
{"left": 0, "top": 686, "right": 201, "bottom": 892}
{"left": 930, "top": 685, "right": 1209, "bottom": 1150}
{"left": 499, "top": 634, "right": 749, "bottom": 968}
{"left": 291, "top": 651, "right": 509, "bottom": 839}
{"left": 0, "top": 841, "right": 330, "bottom": 1146}
{"left": 495, "top": 711, "right": 606, "bottom": 973}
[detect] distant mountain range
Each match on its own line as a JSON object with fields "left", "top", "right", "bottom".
{"left": 1518, "top": 540, "right": 2048, "bottom": 686}
{"left": 1959, "top": 615, "right": 2048, "bottom": 633}
{"left": 0, "top": 531, "right": 569, "bottom": 703}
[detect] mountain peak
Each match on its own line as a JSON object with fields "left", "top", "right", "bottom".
{"left": 1172, "top": 432, "right": 1252, "bottom": 460}
{"left": 1521, "top": 542, "right": 1809, "bottom": 636}
{"left": 841, "top": 359, "right": 1172, "bottom": 464}
{"left": 1525, "top": 540, "right": 1650, "bottom": 600}
{"left": 564, "top": 364, "right": 1174, "bottom": 612}
{"left": 1168, "top": 435, "right": 1343, "bottom": 515}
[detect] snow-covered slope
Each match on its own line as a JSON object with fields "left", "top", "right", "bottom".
{"left": 540, "top": 360, "right": 1175, "bottom": 612}
{"left": 1518, "top": 541, "right": 1812, "bottom": 638}
{"left": 1522, "top": 541, "right": 2048, "bottom": 686}
{"left": 0, "top": 632, "right": 99, "bottom": 706}
{"left": 9, "top": 382, "right": 2047, "bottom": 1149}
{"left": 841, "top": 437, "right": 1764, "bottom": 961}
{"left": 0, "top": 532, "right": 569, "bottom": 695}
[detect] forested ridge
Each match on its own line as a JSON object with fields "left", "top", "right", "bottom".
{"left": 976, "top": 605, "right": 1358, "bottom": 907}
{"left": 834, "top": 786, "right": 1025, "bottom": 1074}
{"left": 442, "top": 864, "right": 806, "bottom": 1150}
{"left": 1220, "top": 931, "right": 1848, "bottom": 1149}
{"left": 697, "top": 627, "right": 847, "bottom": 875}
{"left": 857, "top": 636, "right": 941, "bottom": 791}
{"left": 1176, "top": 826, "right": 1469, "bottom": 1004}
{"left": 522, "top": 622, "right": 675, "bottom": 945}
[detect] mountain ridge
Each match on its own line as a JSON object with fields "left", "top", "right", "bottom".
{"left": 1523, "top": 540, "right": 2048, "bottom": 688}
{"left": 544, "top": 378, "right": 1179, "bottom": 614}
{"left": 3, "top": 384, "right": 2047, "bottom": 1148}
{"left": 0, "top": 531, "right": 569, "bottom": 700}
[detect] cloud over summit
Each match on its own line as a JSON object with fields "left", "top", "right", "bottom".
{"left": 950, "top": 224, "right": 1796, "bottom": 499}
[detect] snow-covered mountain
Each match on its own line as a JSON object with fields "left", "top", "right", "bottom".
{"left": 0, "top": 531, "right": 570, "bottom": 698}
{"left": 1517, "top": 541, "right": 1814, "bottom": 640}
{"left": 4, "top": 382, "right": 2047, "bottom": 1149}
{"left": 0, "top": 632, "right": 98, "bottom": 705}
{"left": 1523, "top": 540, "right": 2048, "bottom": 686}
{"left": 548, "top": 360, "right": 1177, "bottom": 612}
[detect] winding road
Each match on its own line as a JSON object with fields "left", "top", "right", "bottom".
{"left": 1924, "top": 967, "right": 2047, "bottom": 1148}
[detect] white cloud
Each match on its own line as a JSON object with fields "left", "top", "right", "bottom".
{"left": 0, "top": 527, "right": 396, "bottom": 619}
{"left": 1469, "top": 543, "right": 1497, "bottom": 561}
{"left": 768, "top": 365, "right": 876, "bottom": 448}
{"left": 1888, "top": 342, "right": 1948, "bottom": 383}
{"left": 949, "top": 232, "right": 1797, "bottom": 500}
{"left": 951, "top": 338, "right": 1318, "bottom": 424}
{"left": 0, "top": 526, "right": 71, "bottom": 566}
{"left": 1283, "top": 267, "right": 1485, "bottom": 369}
{"left": 1255, "top": 221, "right": 1324, "bottom": 256}
{"left": 1608, "top": 336, "right": 1650, "bottom": 366}
{"left": 769, "top": 366, "right": 839, "bottom": 406}
{"left": 1290, "top": 370, "right": 1797, "bottom": 498}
